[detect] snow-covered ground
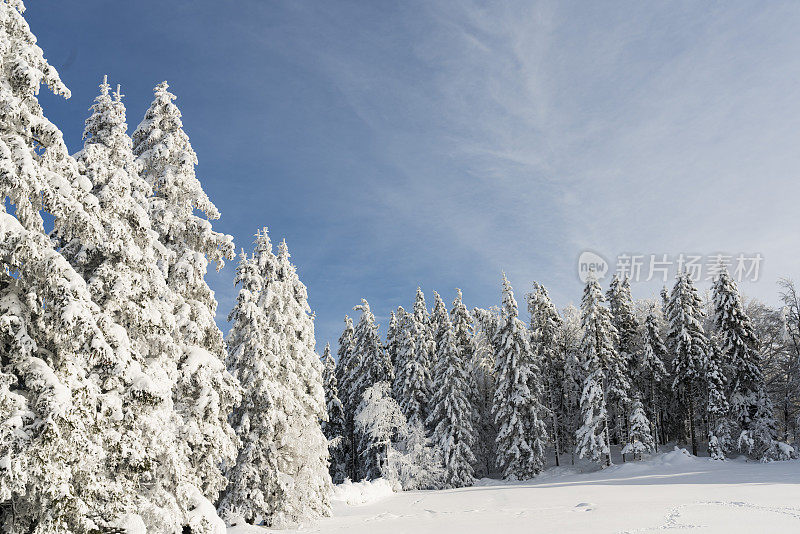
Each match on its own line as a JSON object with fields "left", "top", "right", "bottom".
{"left": 230, "top": 449, "right": 800, "bottom": 533}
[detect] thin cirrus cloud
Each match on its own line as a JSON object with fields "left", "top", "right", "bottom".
{"left": 274, "top": 1, "right": 800, "bottom": 320}
{"left": 30, "top": 0, "right": 800, "bottom": 349}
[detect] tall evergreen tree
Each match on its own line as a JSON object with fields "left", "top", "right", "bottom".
{"left": 335, "top": 315, "right": 358, "bottom": 480}
{"left": 220, "top": 249, "right": 274, "bottom": 524}
{"left": 392, "top": 307, "right": 428, "bottom": 427}
{"left": 706, "top": 335, "right": 731, "bottom": 460}
{"left": 0, "top": 11, "right": 152, "bottom": 528}
{"left": 712, "top": 268, "right": 780, "bottom": 459}
{"left": 528, "top": 282, "right": 566, "bottom": 466}
{"left": 273, "top": 239, "right": 332, "bottom": 523}
{"left": 605, "top": 275, "right": 635, "bottom": 444}
{"left": 220, "top": 230, "right": 331, "bottom": 527}
{"left": 428, "top": 292, "right": 476, "bottom": 487}
{"left": 654, "top": 294, "right": 682, "bottom": 446}
{"left": 492, "top": 275, "right": 548, "bottom": 479}
{"left": 667, "top": 272, "right": 708, "bottom": 456}
{"left": 321, "top": 343, "right": 348, "bottom": 484}
{"left": 450, "top": 289, "right": 480, "bottom": 469}
{"left": 412, "top": 287, "right": 435, "bottom": 421}
{"left": 58, "top": 77, "right": 229, "bottom": 532}
{"left": 471, "top": 307, "right": 500, "bottom": 477}
{"left": 638, "top": 310, "right": 668, "bottom": 447}
{"left": 133, "top": 80, "right": 239, "bottom": 506}
{"left": 576, "top": 276, "right": 614, "bottom": 467}
{"left": 560, "top": 304, "right": 584, "bottom": 464}
{"left": 352, "top": 299, "right": 393, "bottom": 480}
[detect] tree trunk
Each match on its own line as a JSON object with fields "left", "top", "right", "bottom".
{"left": 603, "top": 401, "right": 612, "bottom": 467}
{"left": 551, "top": 388, "right": 561, "bottom": 467}
{"left": 688, "top": 394, "right": 698, "bottom": 456}
{"left": 622, "top": 409, "right": 630, "bottom": 463}
{"left": 784, "top": 395, "right": 790, "bottom": 443}
{"left": 348, "top": 424, "right": 358, "bottom": 481}
{"left": 651, "top": 380, "right": 660, "bottom": 448}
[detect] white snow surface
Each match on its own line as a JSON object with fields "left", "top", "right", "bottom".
{"left": 228, "top": 448, "right": 800, "bottom": 533}
{"left": 329, "top": 478, "right": 396, "bottom": 506}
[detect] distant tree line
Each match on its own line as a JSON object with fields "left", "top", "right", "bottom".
{"left": 323, "top": 271, "right": 798, "bottom": 489}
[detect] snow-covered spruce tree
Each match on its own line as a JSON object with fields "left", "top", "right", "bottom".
{"left": 528, "top": 282, "right": 567, "bottom": 466}
{"left": 321, "top": 343, "right": 348, "bottom": 484}
{"left": 654, "top": 302, "right": 682, "bottom": 446}
{"left": 706, "top": 335, "right": 731, "bottom": 460}
{"left": 0, "top": 215, "right": 126, "bottom": 522}
{"left": 471, "top": 306, "right": 500, "bottom": 477}
{"left": 427, "top": 291, "right": 476, "bottom": 487}
{"left": 621, "top": 397, "right": 655, "bottom": 461}
{"left": 605, "top": 275, "right": 635, "bottom": 445}
{"left": 576, "top": 275, "right": 614, "bottom": 467}
{"left": 412, "top": 287, "right": 435, "bottom": 422}
{"left": 712, "top": 268, "right": 782, "bottom": 459}
{"left": 352, "top": 299, "right": 393, "bottom": 480}
{"left": 220, "top": 230, "right": 331, "bottom": 527}
{"left": 637, "top": 310, "right": 668, "bottom": 447}
{"left": 654, "top": 288, "right": 683, "bottom": 445}
{"left": 355, "top": 381, "right": 407, "bottom": 481}
{"left": 0, "top": 5, "right": 142, "bottom": 530}
{"left": 450, "top": 289, "right": 481, "bottom": 468}
{"left": 392, "top": 306, "right": 428, "bottom": 427}
{"left": 335, "top": 315, "right": 358, "bottom": 480}
{"left": 492, "top": 275, "right": 548, "bottom": 479}
{"left": 219, "top": 250, "right": 274, "bottom": 524}
{"left": 273, "top": 238, "right": 332, "bottom": 523}
{"left": 132, "top": 81, "right": 239, "bottom": 500}
{"left": 667, "top": 272, "right": 708, "bottom": 456}
{"left": 559, "top": 304, "right": 584, "bottom": 464}
{"left": 58, "top": 78, "right": 230, "bottom": 532}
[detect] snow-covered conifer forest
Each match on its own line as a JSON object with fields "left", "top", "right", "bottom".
{"left": 3, "top": 1, "right": 800, "bottom": 532}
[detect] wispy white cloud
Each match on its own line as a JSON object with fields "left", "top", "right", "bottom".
{"left": 273, "top": 0, "right": 800, "bottom": 311}
{"left": 207, "top": 0, "right": 800, "bottom": 345}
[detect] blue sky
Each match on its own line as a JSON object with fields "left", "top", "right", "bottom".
{"left": 31, "top": 1, "right": 800, "bottom": 350}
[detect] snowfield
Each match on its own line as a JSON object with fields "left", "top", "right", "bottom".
{"left": 229, "top": 449, "right": 800, "bottom": 534}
